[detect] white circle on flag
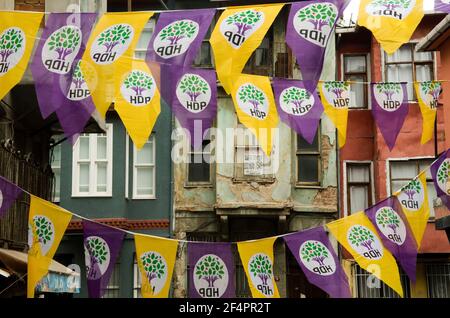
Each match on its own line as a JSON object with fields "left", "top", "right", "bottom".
{"left": 193, "top": 254, "right": 229, "bottom": 298}
{"left": 0, "top": 27, "right": 26, "bottom": 77}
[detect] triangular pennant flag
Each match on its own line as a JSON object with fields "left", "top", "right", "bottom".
{"left": 81, "top": 12, "right": 154, "bottom": 118}
{"left": 327, "top": 211, "right": 404, "bottom": 297}
{"left": 365, "top": 196, "right": 418, "bottom": 282}
{"left": 272, "top": 79, "right": 323, "bottom": 144}
{"left": 231, "top": 74, "right": 279, "bottom": 156}
{"left": 286, "top": 0, "right": 344, "bottom": 87}
{"left": 318, "top": 81, "right": 350, "bottom": 147}
{"left": 236, "top": 237, "right": 280, "bottom": 298}
{"left": 83, "top": 220, "right": 125, "bottom": 298}
{"left": 357, "top": 0, "right": 424, "bottom": 54}
{"left": 27, "top": 195, "right": 72, "bottom": 298}
{"left": 188, "top": 242, "right": 235, "bottom": 298}
{"left": 114, "top": 59, "right": 161, "bottom": 149}
{"left": 134, "top": 234, "right": 178, "bottom": 298}
{"left": 283, "top": 227, "right": 352, "bottom": 298}
{"left": 394, "top": 171, "right": 430, "bottom": 248}
{"left": 0, "top": 176, "right": 23, "bottom": 218}
{"left": 414, "top": 81, "right": 441, "bottom": 144}
{"left": 0, "top": 11, "right": 44, "bottom": 100}
{"left": 430, "top": 149, "right": 450, "bottom": 210}
{"left": 371, "top": 82, "right": 408, "bottom": 150}
{"left": 210, "top": 4, "right": 283, "bottom": 94}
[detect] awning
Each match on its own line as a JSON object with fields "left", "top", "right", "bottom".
{"left": 0, "top": 248, "right": 80, "bottom": 293}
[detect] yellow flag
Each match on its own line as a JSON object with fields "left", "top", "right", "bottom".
{"left": 27, "top": 195, "right": 72, "bottom": 298}
{"left": 231, "top": 74, "right": 279, "bottom": 156}
{"left": 357, "top": 0, "right": 424, "bottom": 54}
{"left": 210, "top": 4, "right": 283, "bottom": 94}
{"left": 81, "top": 12, "right": 154, "bottom": 118}
{"left": 394, "top": 171, "right": 430, "bottom": 248}
{"left": 236, "top": 237, "right": 280, "bottom": 298}
{"left": 414, "top": 81, "right": 440, "bottom": 144}
{"left": 0, "top": 12, "right": 43, "bottom": 100}
{"left": 318, "top": 81, "right": 350, "bottom": 147}
{"left": 114, "top": 59, "right": 160, "bottom": 149}
{"left": 327, "top": 211, "right": 403, "bottom": 297}
{"left": 134, "top": 234, "right": 178, "bottom": 298}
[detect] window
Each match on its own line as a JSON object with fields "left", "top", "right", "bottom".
{"left": 134, "top": 20, "right": 156, "bottom": 60}
{"left": 50, "top": 136, "right": 62, "bottom": 202}
{"left": 426, "top": 263, "right": 450, "bottom": 298}
{"left": 297, "top": 132, "right": 321, "bottom": 186}
{"left": 187, "top": 138, "right": 212, "bottom": 185}
{"left": 133, "top": 256, "right": 142, "bottom": 298}
{"left": 72, "top": 124, "right": 113, "bottom": 197}
{"left": 346, "top": 163, "right": 373, "bottom": 215}
{"left": 193, "top": 13, "right": 220, "bottom": 68}
{"left": 102, "top": 262, "right": 120, "bottom": 298}
{"left": 343, "top": 54, "right": 369, "bottom": 108}
{"left": 389, "top": 159, "right": 436, "bottom": 218}
{"left": 354, "top": 264, "right": 410, "bottom": 298}
{"left": 244, "top": 35, "right": 272, "bottom": 76}
{"left": 133, "top": 135, "right": 155, "bottom": 199}
{"left": 384, "top": 43, "right": 434, "bottom": 100}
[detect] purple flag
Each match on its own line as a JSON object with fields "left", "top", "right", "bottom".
{"left": 431, "top": 149, "right": 450, "bottom": 209}
{"left": 286, "top": 0, "right": 343, "bottom": 87}
{"left": 146, "top": 9, "right": 215, "bottom": 66}
{"left": 31, "top": 13, "right": 97, "bottom": 119}
{"left": 371, "top": 82, "right": 408, "bottom": 150}
{"left": 272, "top": 79, "right": 323, "bottom": 144}
{"left": 283, "top": 227, "right": 351, "bottom": 298}
{"left": 83, "top": 220, "right": 125, "bottom": 298}
{"left": 0, "top": 176, "right": 23, "bottom": 218}
{"left": 167, "top": 66, "right": 217, "bottom": 149}
{"left": 365, "top": 196, "right": 418, "bottom": 282}
{"left": 435, "top": 0, "right": 450, "bottom": 13}
{"left": 188, "top": 243, "right": 235, "bottom": 298}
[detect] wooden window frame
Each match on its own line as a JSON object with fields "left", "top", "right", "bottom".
{"left": 343, "top": 53, "right": 369, "bottom": 109}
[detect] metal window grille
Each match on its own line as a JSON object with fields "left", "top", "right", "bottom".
{"left": 426, "top": 263, "right": 450, "bottom": 298}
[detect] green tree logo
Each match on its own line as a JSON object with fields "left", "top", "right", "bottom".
{"left": 402, "top": 179, "right": 421, "bottom": 201}
{"left": 376, "top": 207, "right": 400, "bottom": 234}
{"left": 348, "top": 225, "right": 376, "bottom": 251}
{"left": 436, "top": 159, "right": 450, "bottom": 192}
{"left": 324, "top": 81, "right": 349, "bottom": 99}
{"left": 85, "top": 236, "right": 110, "bottom": 280}
{"left": 420, "top": 81, "right": 441, "bottom": 101}
{"left": 32, "top": 215, "right": 54, "bottom": 245}
{"left": 376, "top": 83, "right": 401, "bottom": 101}
{"left": 249, "top": 253, "right": 272, "bottom": 286}
{"left": 297, "top": 3, "right": 338, "bottom": 31}
{"left": 71, "top": 61, "right": 86, "bottom": 89}
{"left": 282, "top": 87, "right": 310, "bottom": 109}
{"left": 371, "top": 0, "right": 412, "bottom": 10}
{"left": 225, "top": 9, "right": 264, "bottom": 36}
{"left": 195, "top": 255, "right": 225, "bottom": 288}
{"left": 178, "top": 74, "right": 209, "bottom": 102}
{"left": 300, "top": 241, "right": 329, "bottom": 266}
{"left": 140, "top": 251, "right": 167, "bottom": 292}
{"left": 238, "top": 84, "right": 266, "bottom": 111}
{"left": 158, "top": 20, "right": 198, "bottom": 45}
{"left": 123, "top": 70, "right": 154, "bottom": 96}
{"left": 0, "top": 27, "right": 24, "bottom": 63}
{"left": 97, "top": 24, "right": 133, "bottom": 53}
{"left": 47, "top": 26, "right": 81, "bottom": 60}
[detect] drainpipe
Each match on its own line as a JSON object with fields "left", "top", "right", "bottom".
{"left": 335, "top": 127, "right": 342, "bottom": 261}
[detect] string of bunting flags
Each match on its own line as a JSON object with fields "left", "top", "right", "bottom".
{"left": 0, "top": 149, "right": 449, "bottom": 298}
{"left": 0, "top": 1, "right": 449, "bottom": 153}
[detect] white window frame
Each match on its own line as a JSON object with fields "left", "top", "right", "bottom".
{"left": 343, "top": 160, "right": 375, "bottom": 217}
{"left": 50, "top": 138, "right": 62, "bottom": 203}
{"left": 132, "top": 134, "right": 156, "bottom": 200}
{"left": 134, "top": 19, "right": 156, "bottom": 59}
{"left": 340, "top": 52, "right": 372, "bottom": 109}
{"left": 72, "top": 124, "right": 113, "bottom": 197}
